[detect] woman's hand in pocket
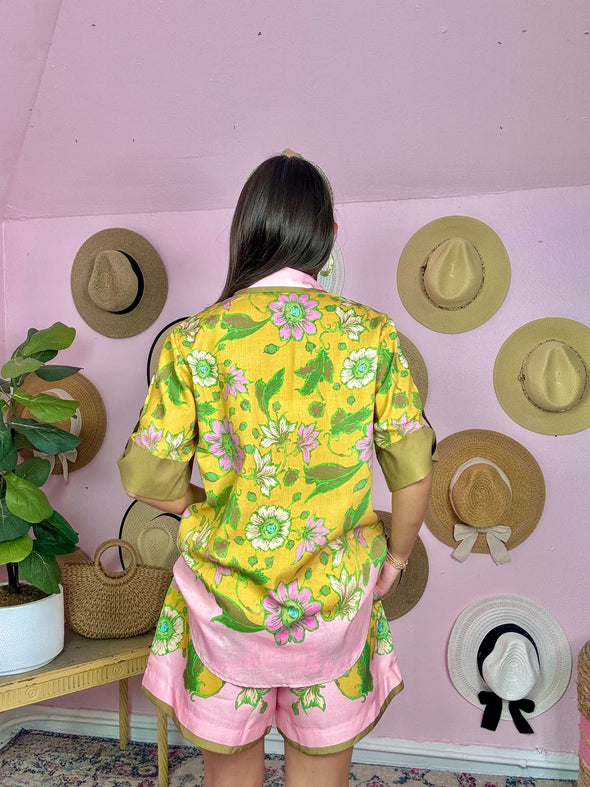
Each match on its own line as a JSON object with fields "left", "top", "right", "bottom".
{"left": 373, "top": 561, "right": 401, "bottom": 599}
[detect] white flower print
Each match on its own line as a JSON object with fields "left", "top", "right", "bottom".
{"left": 178, "top": 316, "right": 201, "bottom": 343}
{"left": 375, "top": 605, "right": 394, "bottom": 655}
{"left": 373, "top": 421, "right": 390, "bottom": 448}
{"left": 340, "top": 348, "right": 378, "bottom": 389}
{"left": 246, "top": 505, "right": 291, "bottom": 551}
{"left": 187, "top": 350, "right": 218, "bottom": 387}
{"left": 165, "top": 429, "right": 185, "bottom": 460}
{"left": 180, "top": 523, "right": 213, "bottom": 561}
{"left": 252, "top": 448, "right": 279, "bottom": 497}
{"left": 151, "top": 607, "right": 184, "bottom": 656}
{"left": 329, "top": 535, "right": 351, "bottom": 568}
{"left": 336, "top": 306, "right": 366, "bottom": 340}
{"left": 329, "top": 567, "right": 363, "bottom": 621}
{"left": 391, "top": 413, "right": 422, "bottom": 436}
{"left": 260, "top": 415, "right": 296, "bottom": 448}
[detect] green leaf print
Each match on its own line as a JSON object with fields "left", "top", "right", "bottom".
{"left": 392, "top": 392, "right": 409, "bottom": 408}
{"left": 343, "top": 488, "right": 371, "bottom": 533}
{"left": 295, "top": 349, "right": 334, "bottom": 397}
{"left": 376, "top": 346, "right": 394, "bottom": 393}
{"left": 199, "top": 401, "right": 216, "bottom": 417}
{"left": 412, "top": 390, "right": 423, "bottom": 411}
{"left": 183, "top": 639, "right": 224, "bottom": 698}
{"left": 331, "top": 406, "right": 373, "bottom": 436}
{"left": 211, "top": 593, "right": 265, "bottom": 633}
{"left": 217, "top": 313, "right": 270, "bottom": 344}
{"left": 157, "top": 362, "right": 186, "bottom": 406}
{"left": 304, "top": 462, "right": 360, "bottom": 500}
{"left": 255, "top": 368, "right": 285, "bottom": 417}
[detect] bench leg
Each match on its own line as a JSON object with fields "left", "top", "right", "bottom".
{"left": 119, "top": 678, "right": 129, "bottom": 751}
{"left": 157, "top": 706, "right": 169, "bottom": 787}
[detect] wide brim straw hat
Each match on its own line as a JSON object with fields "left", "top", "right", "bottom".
{"left": 71, "top": 228, "right": 168, "bottom": 338}
{"left": 18, "top": 372, "right": 107, "bottom": 473}
{"left": 447, "top": 594, "right": 571, "bottom": 719}
{"left": 397, "top": 332, "right": 429, "bottom": 406}
{"left": 494, "top": 317, "right": 590, "bottom": 435}
{"left": 425, "top": 429, "right": 545, "bottom": 556}
{"left": 119, "top": 500, "right": 183, "bottom": 571}
{"left": 376, "top": 510, "right": 429, "bottom": 620}
{"left": 397, "top": 216, "right": 511, "bottom": 333}
{"left": 317, "top": 243, "right": 345, "bottom": 295}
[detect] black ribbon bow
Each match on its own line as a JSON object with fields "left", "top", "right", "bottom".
{"left": 478, "top": 690, "right": 535, "bottom": 734}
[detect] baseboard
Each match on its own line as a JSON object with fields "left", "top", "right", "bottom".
{"left": 0, "top": 706, "right": 579, "bottom": 781}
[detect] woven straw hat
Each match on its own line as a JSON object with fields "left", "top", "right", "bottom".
{"left": 397, "top": 216, "right": 511, "bottom": 333}
{"left": 18, "top": 372, "right": 107, "bottom": 474}
{"left": 397, "top": 332, "right": 428, "bottom": 406}
{"left": 494, "top": 317, "right": 590, "bottom": 435}
{"left": 71, "top": 228, "right": 168, "bottom": 338}
{"left": 376, "top": 510, "right": 429, "bottom": 620}
{"left": 119, "top": 500, "right": 183, "bottom": 571}
{"left": 317, "top": 243, "right": 344, "bottom": 295}
{"left": 447, "top": 595, "right": 571, "bottom": 722}
{"left": 425, "top": 429, "right": 545, "bottom": 563}
{"left": 147, "top": 317, "right": 188, "bottom": 384}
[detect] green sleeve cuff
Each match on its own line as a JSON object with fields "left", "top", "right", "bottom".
{"left": 117, "top": 439, "right": 192, "bottom": 500}
{"left": 376, "top": 426, "right": 437, "bottom": 492}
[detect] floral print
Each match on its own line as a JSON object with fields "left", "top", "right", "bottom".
{"left": 295, "top": 516, "right": 329, "bottom": 561}
{"left": 329, "top": 567, "right": 363, "bottom": 621}
{"left": 296, "top": 422, "right": 320, "bottom": 462}
{"left": 152, "top": 607, "right": 184, "bottom": 656}
{"left": 260, "top": 415, "right": 296, "bottom": 448}
{"left": 270, "top": 292, "right": 321, "bottom": 341}
{"left": 340, "top": 347, "right": 378, "bottom": 389}
{"left": 336, "top": 305, "right": 365, "bottom": 340}
{"left": 187, "top": 350, "right": 218, "bottom": 387}
{"left": 135, "top": 423, "right": 162, "bottom": 450}
{"left": 263, "top": 581, "right": 322, "bottom": 645}
{"left": 251, "top": 448, "right": 279, "bottom": 497}
{"left": 246, "top": 505, "right": 291, "bottom": 551}
{"left": 224, "top": 364, "right": 249, "bottom": 397}
{"left": 203, "top": 418, "right": 245, "bottom": 473}
{"left": 354, "top": 422, "right": 373, "bottom": 467}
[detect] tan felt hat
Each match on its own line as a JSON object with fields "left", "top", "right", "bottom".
{"left": 71, "top": 228, "right": 168, "bottom": 338}
{"left": 397, "top": 332, "right": 428, "bottom": 406}
{"left": 377, "top": 510, "right": 429, "bottom": 620}
{"left": 425, "top": 430, "right": 545, "bottom": 564}
{"left": 18, "top": 372, "right": 107, "bottom": 475}
{"left": 397, "top": 216, "right": 511, "bottom": 333}
{"left": 494, "top": 317, "right": 590, "bottom": 435}
{"left": 119, "top": 500, "right": 182, "bottom": 571}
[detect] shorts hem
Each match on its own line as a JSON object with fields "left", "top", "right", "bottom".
{"left": 277, "top": 680, "right": 404, "bottom": 755}
{"left": 142, "top": 686, "right": 271, "bottom": 755}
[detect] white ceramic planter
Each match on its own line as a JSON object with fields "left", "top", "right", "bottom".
{"left": 0, "top": 583, "right": 65, "bottom": 675}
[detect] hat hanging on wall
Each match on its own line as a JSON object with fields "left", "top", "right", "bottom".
{"left": 71, "top": 228, "right": 168, "bottom": 338}
{"left": 376, "top": 510, "right": 429, "bottom": 620}
{"left": 397, "top": 332, "right": 429, "bottom": 407}
{"left": 317, "top": 243, "right": 344, "bottom": 295}
{"left": 17, "top": 372, "right": 107, "bottom": 477}
{"left": 119, "top": 500, "right": 183, "bottom": 571}
{"left": 147, "top": 317, "right": 189, "bottom": 384}
{"left": 425, "top": 429, "right": 545, "bottom": 564}
{"left": 494, "top": 317, "right": 590, "bottom": 435}
{"left": 447, "top": 595, "right": 571, "bottom": 734}
{"left": 397, "top": 216, "right": 511, "bottom": 333}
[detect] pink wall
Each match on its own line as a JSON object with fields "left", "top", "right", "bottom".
{"left": 3, "top": 183, "right": 590, "bottom": 755}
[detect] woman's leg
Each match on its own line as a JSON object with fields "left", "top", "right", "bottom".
{"left": 284, "top": 742, "right": 353, "bottom": 787}
{"left": 202, "top": 739, "right": 266, "bottom": 787}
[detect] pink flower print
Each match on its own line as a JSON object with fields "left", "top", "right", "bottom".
{"left": 269, "top": 293, "right": 321, "bottom": 341}
{"left": 263, "top": 581, "right": 321, "bottom": 646}
{"left": 354, "top": 422, "right": 373, "bottom": 467}
{"left": 353, "top": 526, "right": 367, "bottom": 548}
{"left": 297, "top": 422, "right": 319, "bottom": 462}
{"left": 392, "top": 413, "right": 422, "bottom": 436}
{"left": 135, "top": 423, "right": 163, "bottom": 450}
{"left": 295, "top": 516, "right": 329, "bottom": 561}
{"left": 203, "top": 418, "right": 245, "bottom": 474}
{"left": 224, "top": 364, "right": 249, "bottom": 398}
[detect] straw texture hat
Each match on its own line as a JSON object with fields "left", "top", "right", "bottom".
{"left": 425, "top": 429, "right": 545, "bottom": 564}
{"left": 377, "top": 510, "right": 429, "bottom": 620}
{"left": 18, "top": 372, "right": 107, "bottom": 474}
{"left": 71, "top": 228, "right": 168, "bottom": 338}
{"left": 119, "top": 500, "right": 183, "bottom": 571}
{"left": 494, "top": 317, "right": 590, "bottom": 435}
{"left": 447, "top": 595, "right": 571, "bottom": 723}
{"left": 317, "top": 243, "right": 344, "bottom": 295}
{"left": 397, "top": 216, "right": 511, "bottom": 333}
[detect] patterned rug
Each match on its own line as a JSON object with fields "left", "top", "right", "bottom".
{"left": 0, "top": 729, "right": 576, "bottom": 787}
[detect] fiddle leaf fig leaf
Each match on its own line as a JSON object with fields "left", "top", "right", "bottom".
{"left": 13, "top": 391, "right": 79, "bottom": 423}
{"left": 0, "top": 496, "right": 31, "bottom": 541}
{"left": 19, "top": 322, "right": 75, "bottom": 357}
{"left": 0, "top": 534, "right": 33, "bottom": 565}
{"left": 18, "top": 548, "right": 60, "bottom": 594}
{"left": 0, "top": 418, "right": 18, "bottom": 472}
{"left": 10, "top": 419, "right": 81, "bottom": 454}
{"left": 36, "top": 509, "right": 78, "bottom": 546}
{"left": 14, "top": 456, "right": 52, "bottom": 487}
{"left": 1, "top": 357, "right": 43, "bottom": 379}
{"left": 4, "top": 473, "right": 53, "bottom": 523}
{"left": 34, "top": 365, "right": 82, "bottom": 382}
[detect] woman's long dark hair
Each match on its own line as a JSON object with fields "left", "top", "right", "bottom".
{"left": 218, "top": 154, "right": 335, "bottom": 301}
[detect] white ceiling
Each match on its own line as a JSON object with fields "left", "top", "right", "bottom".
{"left": 2, "top": 0, "right": 590, "bottom": 220}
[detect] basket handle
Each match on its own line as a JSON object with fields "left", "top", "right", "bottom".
{"left": 93, "top": 538, "right": 139, "bottom": 585}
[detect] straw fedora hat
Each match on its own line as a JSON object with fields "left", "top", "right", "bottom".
{"left": 17, "top": 372, "right": 107, "bottom": 476}
{"left": 71, "top": 228, "right": 168, "bottom": 338}
{"left": 119, "top": 500, "right": 183, "bottom": 571}
{"left": 397, "top": 332, "right": 429, "bottom": 406}
{"left": 425, "top": 429, "right": 545, "bottom": 564}
{"left": 397, "top": 216, "right": 511, "bottom": 333}
{"left": 447, "top": 595, "right": 571, "bottom": 728}
{"left": 376, "top": 510, "right": 429, "bottom": 620}
{"left": 494, "top": 317, "right": 590, "bottom": 435}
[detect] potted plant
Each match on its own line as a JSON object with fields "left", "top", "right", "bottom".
{"left": 0, "top": 322, "right": 81, "bottom": 674}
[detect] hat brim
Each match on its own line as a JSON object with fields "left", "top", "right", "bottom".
{"left": 397, "top": 216, "right": 511, "bottom": 334}
{"left": 397, "top": 332, "right": 428, "bottom": 407}
{"left": 18, "top": 372, "right": 107, "bottom": 473}
{"left": 317, "top": 243, "right": 344, "bottom": 295}
{"left": 425, "top": 429, "right": 545, "bottom": 554}
{"left": 494, "top": 317, "right": 590, "bottom": 435}
{"left": 71, "top": 228, "right": 168, "bottom": 339}
{"left": 377, "top": 510, "right": 429, "bottom": 620}
{"left": 147, "top": 317, "right": 188, "bottom": 385}
{"left": 447, "top": 594, "right": 571, "bottom": 719}
{"left": 119, "top": 500, "right": 182, "bottom": 571}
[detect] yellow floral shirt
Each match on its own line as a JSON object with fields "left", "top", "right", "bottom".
{"left": 119, "top": 286, "right": 435, "bottom": 686}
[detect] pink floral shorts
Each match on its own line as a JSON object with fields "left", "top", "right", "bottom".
{"left": 142, "top": 600, "right": 403, "bottom": 755}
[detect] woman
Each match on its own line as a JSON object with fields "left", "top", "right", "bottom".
{"left": 118, "top": 152, "right": 435, "bottom": 787}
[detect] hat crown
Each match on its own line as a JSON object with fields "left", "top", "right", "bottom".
{"left": 521, "top": 340, "right": 587, "bottom": 413}
{"left": 450, "top": 459, "right": 511, "bottom": 528}
{"left": 481, "top": 632, "right": 540, "bottom": 701}
{"left": 423, "top": 237, "right": 484, "bottom": 310}
{"left": 87, "top": 250, "right": 139, "bottom": 312}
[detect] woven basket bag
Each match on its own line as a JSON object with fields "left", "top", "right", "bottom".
{"left": 61, "top": 539, "right": 171, "bottom": 639}
{"left": 578, "top": 641, "right": 590, "bottom": 786}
